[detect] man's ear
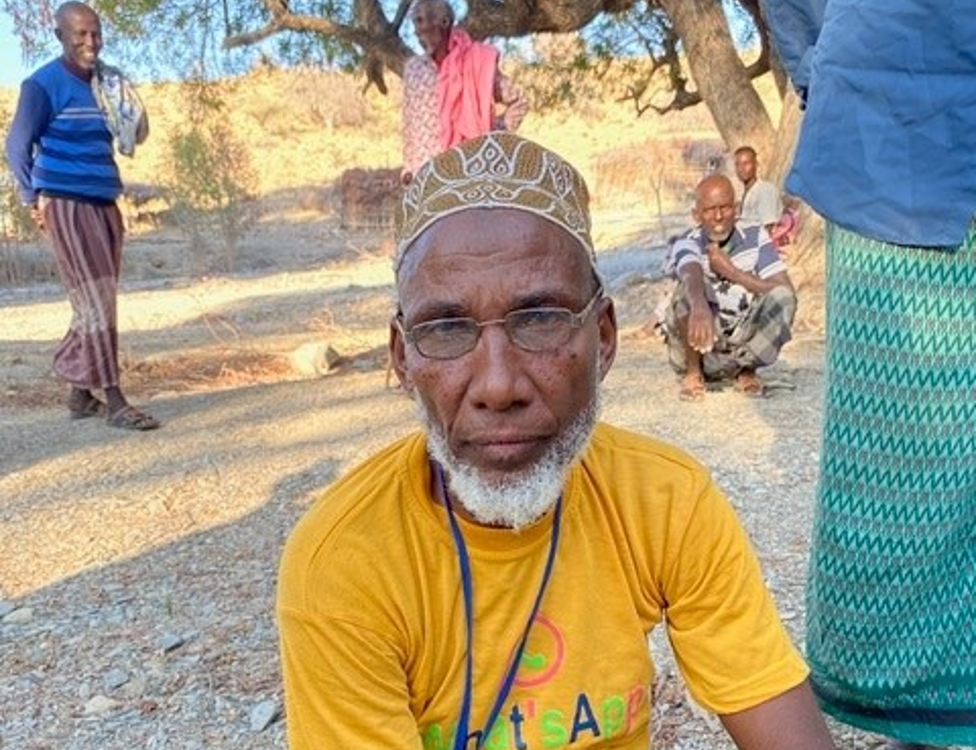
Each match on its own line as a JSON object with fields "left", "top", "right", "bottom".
{"left": 55, "top": 28, "right": 63, "bottom": 41}
{"left": 389, "top": 317, "right": 415, "bottom": 393}
{"left": 596, "top": 297, "right": 618, "bottom": 381}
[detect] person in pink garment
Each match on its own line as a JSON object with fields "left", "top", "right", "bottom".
{"left": 400, "top": 0, "right": 528, "bottom": 184}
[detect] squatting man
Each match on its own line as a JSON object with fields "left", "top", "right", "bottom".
{"left": 664, "top": 173, "right": 796, "bottom": 402}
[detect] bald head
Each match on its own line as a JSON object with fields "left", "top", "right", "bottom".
{"left": 55, "top": 1, "right": 98, "bottom": 27}
{"left": 696, "top": 174, "right": 735, "bottom": 206}
{"left": 693, "top": 174, "right": 737, "bottom": 242}
{"left": 55, "top": 1, "right": 102, "bottom": 71}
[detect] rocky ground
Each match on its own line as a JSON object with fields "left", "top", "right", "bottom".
{"left": 0, "top": 213, "right": 899, "bottom": 750}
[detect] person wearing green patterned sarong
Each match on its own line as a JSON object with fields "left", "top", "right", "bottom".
{"left": 764, "top": 0, "right": 976, "bottom": 748}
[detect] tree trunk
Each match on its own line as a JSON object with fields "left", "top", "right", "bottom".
{"left": 660, "top": 0, "right": 776, "bottom": 158}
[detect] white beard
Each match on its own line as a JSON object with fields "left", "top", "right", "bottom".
{"left": 419, "top": 393, "right": 600, "bottom": 530}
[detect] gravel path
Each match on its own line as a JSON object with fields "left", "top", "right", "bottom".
{"left": 0, "top": 236, "right": 893, "bottom": 749}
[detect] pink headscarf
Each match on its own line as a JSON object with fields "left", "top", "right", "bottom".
{"left": 437, "top": 28, "right": 498, "bottom": 151}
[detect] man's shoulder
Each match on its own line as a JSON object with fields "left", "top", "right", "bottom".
{"left": 732, "top": 220, "right": 765, "bottom": 245}
{"left": 285, "top": 433, "right": 424, "bottom": 545}
{"left": 26, "top": 58, "right": 67, "bottom": 86}
{"left": 676, "top": 225, "right": 704, "bottom": 243}
{"left": 578, "top": 425, "right": 717, "bottom": 533}
{"left": 405, "top": 54, "right": 434, "bottom": 72}
{"left": 665, "top": 227, "right": 706, "bottom": 275}
{"left": 586, "top": 423, "right": 709, "bottom": 481}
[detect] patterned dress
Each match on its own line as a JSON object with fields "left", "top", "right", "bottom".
{"left": 401, "top": 55, "right": 441, "bottom": 178}
{"left": 400, "top": 45, "right": 526, "bottom": 179}
{"left": 764, "top": 0, "right": 976, "bottom": 742}
{"left": 807, "top": 224, "right": 976, "bottom": 745}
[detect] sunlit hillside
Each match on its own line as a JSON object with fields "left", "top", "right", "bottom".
{"left": 1, "top": 63, "right": 783, "bottom": 216}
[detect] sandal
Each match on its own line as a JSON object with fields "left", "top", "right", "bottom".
{"left": 678, "top": 375, "right": 706, "bottom": 402}
{"left": 107, "top": 405, "right": 161, "bottom": 431}
{"left": 734, "top": 370, "right": 766, "bottom": 398}
{"left": 68, "top": 394, "right": 107, "bottom": 420}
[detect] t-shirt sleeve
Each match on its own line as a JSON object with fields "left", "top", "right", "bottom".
{"left": 276, "top": 463, "right": 428, "bottom": 750}
{"left": 754, "top": 183, "right": 783, "bottom": 227}
{"left": 277, "top": 604, "right": 425, "bottom": 750}
{"left": 761, "top": 0, "right": 827, "bottom": 98}
{"left": 668, "top": 235, "right": 704, "bottom": 276}
{"left": 754, "top": 227, "right": 789, "bottom": 279}
{"left": 661, "top": 479, "right": 808, "bottom": 714}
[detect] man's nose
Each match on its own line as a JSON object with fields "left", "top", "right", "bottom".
{"left": 467, "top": 325, "right": 527, "bottom": 410}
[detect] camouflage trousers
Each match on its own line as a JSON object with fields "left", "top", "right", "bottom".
{"left": 664, "top": 281, "right": 796, "bottom": 378}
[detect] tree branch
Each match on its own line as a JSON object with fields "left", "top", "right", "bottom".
{"left": 223, "top": 0, "right": 412, "bottom": 83}
{"left": 222, "top": 19, "right": 282, "bottom": 48}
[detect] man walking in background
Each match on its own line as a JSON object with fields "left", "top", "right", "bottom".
{"left": 400, "top": 0, "right": 528, "bottom": 184}
{"left": 6, "top": 1, "right": 159, "bottom": 431}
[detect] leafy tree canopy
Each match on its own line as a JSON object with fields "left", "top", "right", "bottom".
{"left": 4, "top": 0, "right": 771, "bottom": 118}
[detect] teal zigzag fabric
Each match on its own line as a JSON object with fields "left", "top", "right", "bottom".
{"left": 807, "top": 224, "right": 976, "bottom": 745}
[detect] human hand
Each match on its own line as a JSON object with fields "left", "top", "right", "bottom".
{"left": 29, "top": 203, "right": 45, "bottom": 232}
{"left": 502, "top": 98, "right": 528, "bottom": 131}
{"left": 686, "top": 300, "right": 715, "bottom": 354}
{"left": 705, "top": 242, "right": 736, "bottom": 280}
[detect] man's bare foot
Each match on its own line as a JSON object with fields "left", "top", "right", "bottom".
{"left": 734, "top": 369, "right": 765, "bottom": 398}
{"left": 678, "top": 372, "right": 706, "bottom": 402}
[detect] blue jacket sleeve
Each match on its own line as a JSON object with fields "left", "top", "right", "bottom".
{"left": 5, "top": 79, "right": 52, "bottom": 206}
{"left": 760, "top": 0, "right": 827, "bottom": 101}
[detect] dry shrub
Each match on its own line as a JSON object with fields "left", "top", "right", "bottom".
{"left": 158, "top": 79, "right": 260, "bottom": 272}
{"left": 0, "top": 103, "right": 51, "bottom": 286}
{"left": 125, "top": 349, "right": 294, "bottom": 392}
{"left": 592, "top": 137, "right": 717, "bottom": 213}
{"left": 241, "top": 68, "right": 371, "bottom": 138}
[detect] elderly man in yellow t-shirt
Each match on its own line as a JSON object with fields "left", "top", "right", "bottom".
{"left": 277, "top": 133, "right": 837, "bottom": 750}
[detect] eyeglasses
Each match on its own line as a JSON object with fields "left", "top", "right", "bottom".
{"left": 397, "top": 288, "right": 604, "bottom": 360}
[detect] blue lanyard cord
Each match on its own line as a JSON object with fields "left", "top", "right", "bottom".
{"left": 436, "top": 464, "right": 563, "bottom": 750}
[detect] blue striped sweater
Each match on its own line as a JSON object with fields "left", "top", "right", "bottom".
{"left": 5, "top": 57, "right": 122, "bottom": 206}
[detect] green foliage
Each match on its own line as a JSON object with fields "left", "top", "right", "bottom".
{"left": 158, "top": 79, "right": 259, "bottom": 269}
{"left": 0, "top": 105, "right": 39, "bottom": 243}
{"left": 517, "top": 31, "right": 676, "bottom": 119}
{"left": 0, "top": 104, "right": 48, "bottom": 286}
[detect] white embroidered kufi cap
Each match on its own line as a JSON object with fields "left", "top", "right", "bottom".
{"left": 394, "top": 132, "right": 596, "bottom": 273}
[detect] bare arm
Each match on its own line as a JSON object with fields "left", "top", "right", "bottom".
{"left": 720, "top": 681, "right": 836, "bottom": 750}
{"left": 494, "top": 69, "right": 528, "bottom": 131}
{"left": 676, "top": 261, "right": 717, "bottom": 353}
{"left": 706, "top": 242, "right": 794, "bottom": 296}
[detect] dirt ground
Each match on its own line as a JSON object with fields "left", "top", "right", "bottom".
{"left": 0, "top": 206, "right": 896, "bottom": 750}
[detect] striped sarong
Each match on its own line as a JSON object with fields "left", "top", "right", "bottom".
{"left": 42, "top": 196, "right": 125, "bottom": 391}
{"left": 807, "top": 223, "right": 976, "bottom": 745}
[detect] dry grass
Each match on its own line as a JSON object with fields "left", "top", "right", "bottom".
{"left": 0, "top": 64, "right": 782, "bottom": 209}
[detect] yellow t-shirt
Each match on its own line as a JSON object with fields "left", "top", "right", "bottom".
{"left": 277, "top": 423, "right": 808, "bottom": 749}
